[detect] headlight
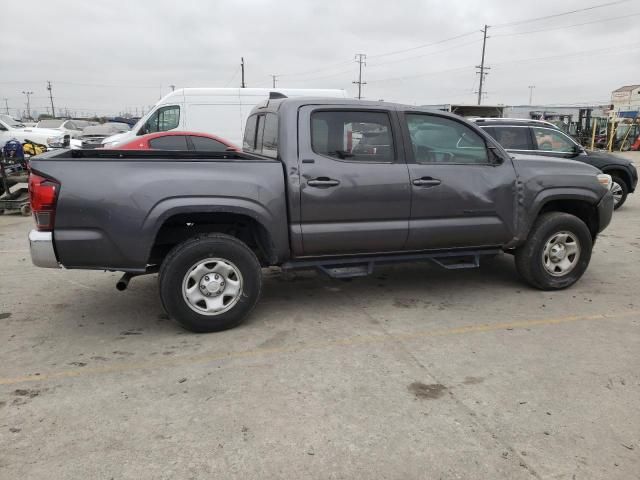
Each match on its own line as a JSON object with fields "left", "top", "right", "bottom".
{"left": 597, "top": 173, "right": 612, "bottom": 190}
{"left": 47, "top": 136, "right": 64, "bottom": 147}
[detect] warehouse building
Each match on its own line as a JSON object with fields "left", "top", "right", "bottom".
{"left": 611, "top": 84, "right": 640, "bottom": 118}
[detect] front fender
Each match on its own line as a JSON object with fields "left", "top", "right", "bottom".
{"left": 516, "top": 187, "right": 603, "bottom": 244}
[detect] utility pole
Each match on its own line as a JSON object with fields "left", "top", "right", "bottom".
{"left": 241, "top": 57, "right": 246, "bottom": 88}
{"left": 476, "top": 25, "right": 490, "bottom": 105}
{"left": 22, "top": 91, "right": 34, "bottom": 120}
{"left": 47, "top": 80, "right": 56, "bottom": 117}
{"left": 3, "top": 98, "right": 9, "bottom": 115}
{"left": 528, "top": 85, "right": 535, "bottom": 105}
{"left": 353, "top": 53, "right": 367, "bottom": 100}
{"left": 270, "top": 75, "right": 278, "bottom": 88}
{"left": 169, "top": 84, "right": 175, "bottom": 92}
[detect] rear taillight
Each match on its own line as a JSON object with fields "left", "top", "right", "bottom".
{"left": 28, "top": 173, "right": 59, "bottom": 231}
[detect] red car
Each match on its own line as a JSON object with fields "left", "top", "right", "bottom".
{"left": 108, "top": 131, "right": 239, "bottom": 152}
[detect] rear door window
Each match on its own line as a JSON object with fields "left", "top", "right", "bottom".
{"left": 261, "top": 113, "right": 278, "bottom": 159}
{"left": 531, "top": 127, "right": 576, "bottom": 153}
{"left": 311, "top": 110, "right": 394, "bottom": 163}
{"left": 243, "top": 114, "right": 258, "bottom": 151}
{"left": 190, "top": 136, "right": 229, "bottom": 152}
{"left": 255, "top": 115, "right": 265, "bottom": 153}
{"left": 148, "top": 135, "right": 188, "bottom": 150}
{"left": 482, "top": 126, "right": 532, "bottom": 150}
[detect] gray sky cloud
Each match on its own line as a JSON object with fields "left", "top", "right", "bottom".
{"left": 2, "top": 0, "right": 639, "bottom": 117}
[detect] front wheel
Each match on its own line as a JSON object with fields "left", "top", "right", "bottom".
{"left": 159, "top": 233, "right": 262, "bottom": 332}
{"left": 515, "top": 212, "right": 592, "bottom": 290}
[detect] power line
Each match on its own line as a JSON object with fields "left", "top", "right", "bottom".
{"left": 368, "top": 64, "right": 474, "bottom": 84}
{"left": 223, "top": 65, "right": 241, "bottom": 87}
{"left": 353, "top": 54, "right": 367, "bottom": 99}
{"left": 367, "top": 39, "right": 481, "bottom": 68}
{"left": 368, "top": 30, "right": 478, "bottom": 59}
{"left": 492, "top": 0, "right": 631, "bottom": 28}
{"left": 367, "top": 41, "right": 640, "bottom": 86}
{"left": 494, "top": 12, "right": 640, "bottom": 37}
{"left": 491, "top": 41, "right": 640, "bottom": 67}
{"left": 277, "top": 59, "right": 353, "bottom": 78}
{"left": 279, "top": 67, "right": 355, "bottom": 84}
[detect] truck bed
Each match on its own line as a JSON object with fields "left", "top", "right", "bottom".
{"left": 30, "top": 149, "right": 290, "bottom": 271}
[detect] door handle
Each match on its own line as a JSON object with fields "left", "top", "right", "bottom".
{"left": 412, "top": 177, "right": 441, "bottom": 187}
{"left": 308, "top": 177, "right": 340, "bottom": 187}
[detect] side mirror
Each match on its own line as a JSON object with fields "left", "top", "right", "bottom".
{"left": 488, "top": 146, "right": 504, "bottom": 164}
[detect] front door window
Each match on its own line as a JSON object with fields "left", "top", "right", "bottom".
{"left": 140, "top": 106, "right": 180, "bottom": 135}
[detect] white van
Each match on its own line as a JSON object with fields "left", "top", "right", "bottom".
{"left": 101, "top": 87, "right": 348, "bottom": 148}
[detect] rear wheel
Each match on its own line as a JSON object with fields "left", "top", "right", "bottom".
{"left": 159, "top": 233, "right": 262, "bottom": 332}
{"left": 609, "top": 175, "right": 628, "bottom": 210}
{"left": 20, "top": 204, "right": 31, "bottom": 216}
{"left": 515, "top": 212, "right": 592, "bottom": 290}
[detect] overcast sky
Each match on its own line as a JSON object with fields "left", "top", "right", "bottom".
{"left": 2, "top": 0, "right": 639, "bottom": 118}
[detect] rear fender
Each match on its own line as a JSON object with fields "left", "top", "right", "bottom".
{"left": 141, "top": 196, "right": 289, "bottom": 265}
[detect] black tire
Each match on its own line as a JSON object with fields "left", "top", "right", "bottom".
{"left": 515, "top": 212, "right": 592, "bottom": 290}
{"left": 609, "top": 175, "right": 628, "bottom": 210}
{"left": 159, "top": 233, "right": 262, "bottom": 333}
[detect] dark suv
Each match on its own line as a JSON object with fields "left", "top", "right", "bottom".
{"left": 474, "top": 118, "right": 638, "bottom": 209}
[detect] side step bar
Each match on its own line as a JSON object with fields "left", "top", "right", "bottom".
{"left": 282, "top": 249, "right": 501, "bottom": 279}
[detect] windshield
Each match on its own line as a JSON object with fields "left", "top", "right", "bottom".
{"left": 37, "top": 119, "right": 65, "bottom": 128}
{"left": 105, "top": 122, "right": 131, "bottom": 132}
{"left": 0, "top": 114, "right": 25, "bottom": 128}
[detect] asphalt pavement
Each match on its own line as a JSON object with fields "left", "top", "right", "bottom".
{"left": 1, "top": 153, "right": 638, "bottom": 479}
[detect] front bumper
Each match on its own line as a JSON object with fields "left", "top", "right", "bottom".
{"left": 597, "top": 191, "right": 614, "bottom": 233}
{"left": 29, "top": 230, "right": 60, "bottom": 268}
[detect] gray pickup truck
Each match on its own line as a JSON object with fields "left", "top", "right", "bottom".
{"left": 28, "top": 97, "right": 614, "bottom": 332}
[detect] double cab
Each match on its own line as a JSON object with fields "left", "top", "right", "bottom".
{"left": 28, "top": 97, "right": 614, "bottom": 332}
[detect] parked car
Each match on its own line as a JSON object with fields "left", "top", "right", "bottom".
{"left": 36, "top": 119, "right": 85, "bottom": 139}
{"left": 474, "top": 118, "right": 638, "bottom": 209}
{"left": 107, "top": 131, "right": 239, "bottom": 151}
{"left": 28, "top": 98, "right": 613, "bottom": 332}
{"left": 0, "top": 114, "right": 65, "bottom": 149}
{"left": 79, "top": 122, "right": 130, "bottom": 149}
{"left": 101, "top": 87, "right": 349, "bottom": 148}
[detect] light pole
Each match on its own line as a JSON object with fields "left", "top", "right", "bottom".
{"left": 22, "top": 91, "right": 34, "bottom": 119}
{"left": 528, "top": 85, "right": 536, "bottom": 105}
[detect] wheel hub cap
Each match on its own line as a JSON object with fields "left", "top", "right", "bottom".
{"left": 542, "top": 231, "right": 580, "bottom": 277}
{"left": 182, "top": 258, "right": 243, "bottom": 316}
{"left": 611, "top": 182, "right": 623, "bottom": 205}
{"left": 200, "top": 274, "right": 225, "bottom": 296}
{"left": 549, "top": 244, "right": 567, "bottom": 262}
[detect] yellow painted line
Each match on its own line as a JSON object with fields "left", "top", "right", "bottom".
{"left": 0, "top": 310, "right": 637, "bottom": 386}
